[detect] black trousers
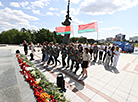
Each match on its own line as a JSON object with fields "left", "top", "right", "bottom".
{"left": 62, "top": 57, "right": 66, "bottom": 67}
{"left": 70, "top": 60, "right": 76, "bottom": 71}
{"left": 99, "top": 51, "right": 103, "bottom": 60}
{"left": 24, "top": 49, "right": 28, "bottom": 55}
{"left": 74, "top": 63, "right": 79, "bottom": 73}
{"left": 103, "top": 52, "right": 107, "bottom": 62}
{"left": 111, "top": 56, "right": 113, "bottom": 63}
{"left": 54, "top": 56, "right": 60, "bottom": 66}
{"left": 42, "top": 54, "right": 45, "bottom": 61}
{"left": 47, "top": 56, "right": 54, "bottom": 65}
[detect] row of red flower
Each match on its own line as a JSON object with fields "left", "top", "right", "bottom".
{"left": 16, "top": 54, "right": 57, "bottom": 102}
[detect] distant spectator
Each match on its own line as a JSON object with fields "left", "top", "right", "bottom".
{"left": 113, "top": 46, "right": 120, "bottom": 68}
{"left": 23, "top": 40, "right": 28, "bottom": 55}
{"left": 93, "top": 42, "right": 98, "bottom": 62}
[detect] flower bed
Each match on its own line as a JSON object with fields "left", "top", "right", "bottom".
{"left": 16, "top": 54, "right": 69, "bottom": 102}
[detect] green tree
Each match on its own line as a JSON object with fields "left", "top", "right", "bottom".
{"left": 53, "top": 31, "right": 64, "bottom": 44}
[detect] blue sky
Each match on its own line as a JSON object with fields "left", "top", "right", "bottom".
{"left": 0, "top": 0, "right": 138, "bottom": 40}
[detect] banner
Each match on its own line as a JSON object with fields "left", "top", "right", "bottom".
{"left": 78, "top": 22, "right": 97, "bottom": 34}
{"left": 56, "top": 25, "right": 72, "bottom": 35}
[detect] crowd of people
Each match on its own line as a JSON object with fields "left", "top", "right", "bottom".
{"left": 23, "top": 40, "right": 120, "bottom": 80}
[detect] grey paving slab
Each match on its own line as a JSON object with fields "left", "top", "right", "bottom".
{"left": 0, "top": 48, "right": 36, "bottom": 102}
{"left": 1, "top": 86, "right": 22, "bottom": 102}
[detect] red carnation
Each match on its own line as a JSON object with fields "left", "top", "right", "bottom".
{"left": 55, "top": 100, "right": 57, "bottom": 102}
{"left": 50, "top": 95, "right": 54, "bottom": 99}
{"left": 76, "top": 54, "right": 78, "bottom": 56}
{"left": 25, "top": 64, "right": 30, "bottom": 67}
{"left": 123, "top": 51, "right": 126, "bottom": 53}
{"left": 41, "top": 99, "right": 45, "bottom": 102}
{"left": 20, "top": 71, "right": 24, "bottom": 75}
{"left": 77, "top": 38, "right": 79, "bottom": 40}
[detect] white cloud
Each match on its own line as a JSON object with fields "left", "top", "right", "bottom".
{"left": 0, "top": 1, "right": 4, "bottom": 7}
{"left": 70, "top": 8, "right": 79, "bottom": 15}
{"left": 134, "top": 31, "right": 138, "bottom": 34}
{"left": 101, "top": 27, "right": 122, "bottom": 31}
{"left": 10, "top": 2, "right": 20, "bottom": 8}
{"left": 32, "top": 10, "right": 40, "bottom": 14}
{"left": 61, "top": 10, "right": 66, "bottom": 15}
{"left": 65, "top": 0, "right": 80, "bottom": 4}
{"left": 80, "top": 0, "right": 138, "bottom": 15}
{"left": 61, "top": 8, "right": 79, "bottom": 16}
{"left": 49, "top": 7, "right": 58, "bottom": 11}
{"left": 91, "top": 20, "right": 103, "bottom": 23}
{"left": 46, "top": 12, "right": 53, "bottom": 15}
{"left": 55, "top": 13, "right": 60, "bottom": 17}
{"left": 47, "top": 27, "right": 55, "bottom": 32}
{"left": 0, "top": 7, "right": 39, "bottom": 32}
{"left": 72, "top": 16, "right": 84, "bottom": 25}
{"left": 31, "top": 0, "right": 50, "bottom": 9}
{"left": 20, "top": 1, "right": 31, "bottom": 9}
{"left": 31, "top": 1, "right": 44, "bottom": 9}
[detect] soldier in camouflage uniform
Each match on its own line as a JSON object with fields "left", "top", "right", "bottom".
{"left": 93, "top": 42, "right": 99, "bottom": 62}
{"left": 41, "top": 42, "right": 46, "bottom": 62}
{"left": 70, "top": 44, "right": 78, "bottom": 72}
{"left": 66, "top": 43, "right": 74, "bottom": 68}
{"left": 61, "top": 44, "right": 67, "bottom": 68}
{"left": 43, "top": 42, "right": 50, "bottom": 64}
{"left": 46, "top": 42, "right": 54, "bottom": 67}
{"left": 53, "top": 43, "right": 61, "bottom": 67}
{"left": 73, "top": 46, "right": 83, "bottom": 74}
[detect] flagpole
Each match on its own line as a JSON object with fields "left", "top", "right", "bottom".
{"left": 97, "top": 21, "right": 98, "bottom": 43}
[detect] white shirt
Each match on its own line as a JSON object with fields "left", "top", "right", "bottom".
{"left": 99, "top": 45, "right": 105, "bottom": 51}
{"left": 82, "top": 45, "right": 86, "bottom": 51}
{"left": 114, "top": 50, "right": 120, "bottom": 57}
{"left": 90, "top": 45, "right": 93, "bottom": 49}
{"left": 106, "top": 46, "right": 110, "bottom": 52}
{"left": 83, "top": 53, "right": 90, "bottom": 61}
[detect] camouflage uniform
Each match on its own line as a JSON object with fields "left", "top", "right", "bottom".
{"left": 70, "top": 48, "right": 78, "bottom": 71}
{"left": 53, "top": 47, "right": 61, "bottom": 66}
{"left": 74, "top": 51, "right": 83, "bottom": 74}
{"left": 43, "top": 45, "right": 50, "bottom": 63}
{"left": 47, "top": 46, "right": 54, "bottom": 65}
{"left": 66, "top": 46, "right": 74, "bottom": 67}
{"left": 61, "top": 48, "right": 67, "bottom": 67}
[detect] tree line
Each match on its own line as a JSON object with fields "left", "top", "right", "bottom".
{"left": 0, "top": 28, "right": 96, "bottom": 45}
{"left": 0, "top": 28, "right": 64, "bottom": 44}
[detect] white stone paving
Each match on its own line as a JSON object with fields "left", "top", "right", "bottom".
{"left": 2, "top": 45, "right": 138, "bottom": 102}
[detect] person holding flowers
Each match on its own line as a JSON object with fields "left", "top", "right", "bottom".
{"left": 46, "top": 42, "right": 54, "bottom": 67}
{"left": 79, "top": 47, "right": 90, "bottom": 80}
{"left": 66, "top": 43, "right": 73, "bottom": 68}
{"left": 74, "top": 46, "right": 83, "bottom": 74}
{"left": 70, "top": 44, "right": 78, "bottom": 72}
{"left": 53, "top": 43, "right": 61, "bottom": 67}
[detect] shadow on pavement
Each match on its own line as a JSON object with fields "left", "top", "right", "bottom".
{"left": 104, "top": 65, "right": 120, "bottom": 74}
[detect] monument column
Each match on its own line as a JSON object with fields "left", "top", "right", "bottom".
{"left": 62, "top": 0, "right": 72, "bottom": 45}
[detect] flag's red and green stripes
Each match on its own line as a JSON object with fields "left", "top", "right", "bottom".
{"left": 78, "top": 22, "right": 97, "bottom": 34}
{"left": 56, "top": 26, "right": 71, "bottom": 35}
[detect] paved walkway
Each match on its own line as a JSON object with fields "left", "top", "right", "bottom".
{"left": 1, "top": 45, "right": 138, "bottom": 102}
{"left": 0, "top": 47, "right": 36, "bottom": 102}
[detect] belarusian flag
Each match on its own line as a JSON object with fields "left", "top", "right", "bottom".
{"left": 56, "top": 25, "right": 72, "bottom": 35}
{"left": 78, "top": 22, "right": 97, "bottom": 34}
